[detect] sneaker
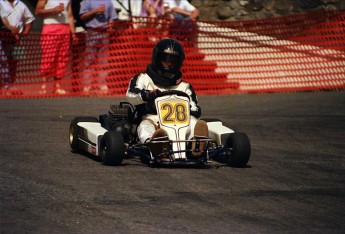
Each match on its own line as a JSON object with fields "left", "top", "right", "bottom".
{"left": 99, "top": 85, "right": 109, "bottom": 95}
{"left": 0, "top": 85, "right": 10, "bottom": 96}
{"left": 82, "top": 86, "right": 91, "bottom": 93}
{"left": 1, "top": 85, "right": 23, "bottom": 96}
{"left": 148, "top": 37, "right": 159, "bottom": 42}
{"left": 149, "top": 128, "right": 170, "bottom": 161}
{"left": 54, "top": 83, "right": 67, "bottom": 95}
{"left": 9, "top": 90, "right": 23, "bottom": 95}
{"left": 54, "top": 88, "right": 67, "bottom": 95}
{"left": 191, "top": 120, "right": 209, "bottom": 157}
{"left": 39, "top": 84, "right": 47, "bottom": 95}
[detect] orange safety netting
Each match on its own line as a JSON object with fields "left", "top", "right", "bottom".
{"left": 0, "top": 9, "right": 344, "bottom": 98}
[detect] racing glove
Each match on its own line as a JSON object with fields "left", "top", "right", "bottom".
{"left": 141, "top": 89, "right": 162, "bottom": 102}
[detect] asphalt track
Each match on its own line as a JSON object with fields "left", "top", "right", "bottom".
{"left": 1, "top": 91, "right": 344, "bottom": 234}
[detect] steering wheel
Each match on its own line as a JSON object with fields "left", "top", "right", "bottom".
{"left": 157, "top": 90, "right": 190, "bottom": 100}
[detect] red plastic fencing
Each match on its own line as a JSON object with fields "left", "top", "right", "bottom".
{"left": 0, "top": 9, "right": 344, "bottom": 98}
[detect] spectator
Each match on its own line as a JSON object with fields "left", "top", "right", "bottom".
{"left": 0, "top": 40, "right": 10, "bottom": 93}
{"left": 71, "top": 0, "right": 85, "bottom": 31}
{"left": 141, "top": 0, "right": 164, "bottom": 18}
{"left": 0, "top": 3, "right": 11, "bottom": 94}
{"left": 166, "top": 0, "right": 199, "bottom": 39}
{"left": 167, "top": 0, "right": 199, "bottom": 21}
{"left": 71, "top": 0, "right": 86, "bottom": 92}
{"left": 79, "top": 0, "right": 117, "bottom": 94}
{"left": 126, "top": 38, "right": 208, "bottom": 160}
{"left": 140, "top": 0, "right": 173, "bottom": 39}
{"left": 36, "top": 0, "right": 77, "bottom": 95}
{"left": 0, "top": 0, "right": 35, "bottom": 95}
{"left": 112, "top": 0, "right": 142, "bottom": 21}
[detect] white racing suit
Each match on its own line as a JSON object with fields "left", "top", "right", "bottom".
{"left": 126, "top": 72, "right": 201, "bottom": 143}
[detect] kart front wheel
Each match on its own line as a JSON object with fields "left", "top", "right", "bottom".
{"left": 100, "top": 131, "right": 125, "bottom": 166}
{"left": 69, "top": 117, "right": 98, "bottom": 152}
{"left": 226, "top": 132, "right": 251, "bottom": 167}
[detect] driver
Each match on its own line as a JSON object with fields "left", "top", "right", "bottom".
{"left": 126, "top": 38, "right": 208, "bottom": 159}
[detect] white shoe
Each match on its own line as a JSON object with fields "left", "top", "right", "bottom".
{"left": 83, "top": 86, "right": 91, "bottom": 93}
{"left": 54, "top": 83, "right": 67, "bottom": 95}
{"left": 99, "top": 85, "right": 109, "bottom": 94}
{"left": 55, "top": 88, "right": 67, "bottom": 95}
{"left": 39, "top": 84, "right": 47, "bottom": 95}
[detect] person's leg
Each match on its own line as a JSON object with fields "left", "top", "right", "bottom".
{"left": 1, "top": 40, "right": 26, "bottom": 95}
{"left": 97, "top": 31, "right": 110, "bottom": 93}
{"left": 150, "top": 128, "right": 169, "bottom": 161}
{"left": 83, "top": 30, "right": 98, "bottom": 92}
{"left": 189, "top": 117, "right": 209, "bottom": 157}
{"left": 0, "top": 40, "right": 10, "bottom": 93}
{"left": 6, "top": 42, "right": 16, "bottom": 86}
{"left": 39, "top": 25, "right": 59, "bottom": 94}
{"left": 55, "top": 25, "right": 72, "bottom": 94}
{"left": 1, "top": 33, "right": 16, "bottom": 88}
{"left": 137, "top": 119, "right": 158, "bottom": 143}
{"left": 171, "top": 13, "right": 188, "bottom": 39}
{"left": 72, "top": 30, "right": 86, "bottom": 92}
{"left": 172, "top": 14, "right": 193, "bottom": 40}
{"left": 138, "top": 117, "right": 170, "bottom": 161}
{"left": 161, "top": 13, "right": 174, "bottom": 36}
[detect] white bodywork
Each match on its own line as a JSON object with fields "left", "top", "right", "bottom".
{"left": 154, "top": 94, "right": 235, "bottom": 160}
{"left": 74, "top": 96, "right": 235, "bottom": 158}
{"left": 206, "top": 121, "right": 235, "bottom": 146}
{"left": 77, "top": 122, "right": 107, "bottom": 156}
{"left": 155, "top": 94, "right": 190, "bottom": 160}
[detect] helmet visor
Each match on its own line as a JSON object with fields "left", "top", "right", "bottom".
{"left": 158, "top": 53, "right": 180, "bottom": 71}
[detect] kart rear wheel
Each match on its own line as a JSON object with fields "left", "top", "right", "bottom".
{"left": 69, "top": 117, "right": 98, "bottom": 152}
{"left": 226, "top": 132, "right": 251, "bottom": 167}
{"left": 100, "top": 131, "right": 125, "bottom": 166}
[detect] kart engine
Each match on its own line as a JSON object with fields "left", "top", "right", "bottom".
{"left": 108, "top": 103, "right": 134, "bottom": 142}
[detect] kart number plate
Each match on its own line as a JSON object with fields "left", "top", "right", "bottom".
{"left": 158, "top": 100, "right": 190, "bottom": 125}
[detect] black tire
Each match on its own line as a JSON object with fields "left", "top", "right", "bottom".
{"left": 69, "top": 117, "right": 98, "bottom": 152}
{"left": 100, "top": 131, "right": 125, "bottom": 166}
{"left": 226, "top": 132, "right": 251, "bottom": 167}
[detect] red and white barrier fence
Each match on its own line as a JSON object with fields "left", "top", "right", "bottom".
{"left": 0, "top": 9, "right": 344, "bottom": 98}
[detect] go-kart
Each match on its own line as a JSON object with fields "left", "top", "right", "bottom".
{"left": 69, "top": 91, "right": 251, "bottom": 167}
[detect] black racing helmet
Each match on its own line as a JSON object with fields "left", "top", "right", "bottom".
{"left": 151, "top": 38, "right": 185, "bottom": 79}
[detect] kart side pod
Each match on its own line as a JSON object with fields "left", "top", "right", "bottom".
{"left": 204, "top": 119, "right": 235, "bottom": 145}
